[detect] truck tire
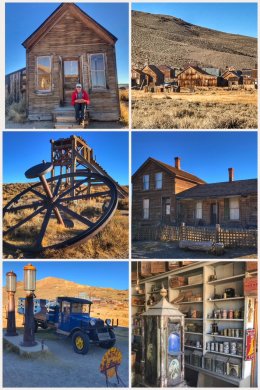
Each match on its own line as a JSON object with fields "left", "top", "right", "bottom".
{"left": 99, "top": 330, "right": 116, "bottom": 349}
{"left": 72, "top": 331, "right": 90, "bottom": 354}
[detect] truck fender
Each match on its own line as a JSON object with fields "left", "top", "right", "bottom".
{"left": 69, "top": 327, "right": 87, "bottom": 337}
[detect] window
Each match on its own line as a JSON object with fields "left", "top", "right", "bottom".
{"left": 196, "top": 201, "right": 202, "bottom": 219}
{"left": 36, "top": 56, "right": 52, "bottom": 92}
{"left": 143, "top": 175, "right": 149, "bottom": 190}
{"left": 143, "top": 199, "right": 149, "bottom": 219}
{"left": 155, "top": 172, "right": 162, "bottom": 189}
{"left": 90, "top": 53, "right": 106, "bottom": 89}
{"left": 230, "top": 197, "right": 240, "bottom": 220}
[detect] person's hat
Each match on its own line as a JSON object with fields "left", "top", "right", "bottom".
{"left": 76, "top": 83, "right": 82, "bottom": 88}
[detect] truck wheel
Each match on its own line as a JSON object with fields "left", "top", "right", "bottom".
{"left": 72, "top": 331, "right": 90, "bottom": 354}
{"left": 99, "top": 330, "right": 116, "bottom": 349}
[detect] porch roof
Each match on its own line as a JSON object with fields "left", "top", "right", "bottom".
{"left": 177, "top": 179, "right": 257, "bottom": 200}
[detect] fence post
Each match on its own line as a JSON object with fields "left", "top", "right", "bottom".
{"left": 180, "top": 222, "right": 186, "bottom": 241}
{"left": 215, "top": 224, "right": 221, "bottom": 243}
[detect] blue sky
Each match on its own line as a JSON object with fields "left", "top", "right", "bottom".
{"left": 5, "top": 3, "right": 129, "bottom": 83}
{"left": 132, "top": 132, "right": 257, "bottom": 183}
{"left": 3, "top": 132, "right": 129, "bottom": 185}
{"left": 3, "top": 261, "right": 129, "bottom": 290}
{"left": 132, "top": 3, "right": 257, "bottom": 37}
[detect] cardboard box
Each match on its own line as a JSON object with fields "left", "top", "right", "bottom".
{"left": 188, "top": 274, "right": 203, "bottom": 285}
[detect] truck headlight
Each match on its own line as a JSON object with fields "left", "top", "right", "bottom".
{"left": 90, "top": 319, "right": 96, "bottom": 326}
{"left": 105, "top": 319, "right": 111, "bottom": 325}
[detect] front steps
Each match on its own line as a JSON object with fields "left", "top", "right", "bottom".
{"left": 53, "top": 106, "right": 89, "bottom": 129}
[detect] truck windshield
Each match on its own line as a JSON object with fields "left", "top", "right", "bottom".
{"left": 71, "top": 303, "right": 89, "bottom": 314}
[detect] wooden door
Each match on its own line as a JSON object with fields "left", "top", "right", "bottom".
{"left": 210, "top": 203, "right": 218, "bottom": 225}
{"left": 63, "top": 58, "right": 80, "bottom": 105}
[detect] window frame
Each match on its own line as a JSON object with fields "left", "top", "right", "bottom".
{"left": 143, "top": 174, "right": 150, "bottom": 191}
{"left": 155, "top": 172, "right": 163, "bottom": 190}
{"left": 36, "top": 55, "right": 52, "bottom": 93}
{"left": 196, "top": 201, "right": 203, "bottom": 219}
{"left": 229, "top": 197, "right": 240, "bottom": 221}
{"left": 89, "top": 53, "right": 107, "bottom": 90}
{"left": 143, "top": 199, "right": 150, "bottom": 220}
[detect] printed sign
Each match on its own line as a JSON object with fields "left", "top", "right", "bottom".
{"left": 100, "top": 347, "right": 122, "bottom": 378}
{"left": 245, "top": 329, "right": 255, "bottom": 361}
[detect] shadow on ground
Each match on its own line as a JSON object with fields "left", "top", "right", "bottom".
{"left": 132, "top": 241, "right": 257, "bottom": 259}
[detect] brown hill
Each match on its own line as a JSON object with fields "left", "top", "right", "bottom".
{"left": 3, "top": 277, "right": 129, "bottom": 327}
{"left": 132, "top": 10, "right": 257, "bottom": 70}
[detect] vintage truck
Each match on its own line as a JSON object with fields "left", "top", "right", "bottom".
{"left": 18, "top": 296, "right": 116, "bottom": 354}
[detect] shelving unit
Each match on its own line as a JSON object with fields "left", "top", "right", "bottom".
{"left": 131, "top": 261, "right": 258, "bottom": 387}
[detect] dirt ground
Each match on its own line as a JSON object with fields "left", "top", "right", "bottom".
{"left": 5, "top": 120, "right": 127, "bottom": 129}
{"left": 132, "top": 241, "right": 257, "bottom": 259}
{"left": 132, "top": 88, "right": 257, "bottom": 129}
{"left": 3, "top": 327, "right": 129, "bottom": 388}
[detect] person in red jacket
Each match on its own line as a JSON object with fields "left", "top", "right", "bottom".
{"left": 71, "top": 83, "right": 90, "bottom": 124}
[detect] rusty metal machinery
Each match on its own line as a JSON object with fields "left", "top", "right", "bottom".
{"left": 3, "top": 161, "right": 118, "bottom": 253}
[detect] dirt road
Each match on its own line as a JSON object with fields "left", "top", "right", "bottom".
{"left": 3, "top": 327, "right": 129, "bottom": 387}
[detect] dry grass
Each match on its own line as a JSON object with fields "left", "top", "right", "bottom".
{"left": 132, "top": 88, "right": 257, "bottom": 129}
{"left": 5, "top": 98, "right": 26, "bottom": 123}
{"left": 3, "top": 183, "right": 129, "bottom": 259}
{"left": 119, "top": 89, "right": 129, "bottom": 126}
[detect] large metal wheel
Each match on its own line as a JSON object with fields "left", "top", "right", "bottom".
{"left": 3, "top": 170, "right": 118, "bottom": 253}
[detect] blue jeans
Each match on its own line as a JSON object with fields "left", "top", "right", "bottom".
{"left": 74, "top": 103, "right": 86, "bottom": 120}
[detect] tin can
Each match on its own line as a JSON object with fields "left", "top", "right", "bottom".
{"left": 223, "top": 341, "right": 229, "bottom": 354}
{"left": 211, "top": 342, "right": 215, "bottom": 351}
{"left": 228, "top": 328, "right": 232, "bottom": 337}
{"left": 224, "top": 328, "right": 228, "bottom": 336}
{"left": 235, "top": 329, "right": 240, "bottom": 338}
{"left": 219, "top": 343, "right": 224, "bottom": 353}
{"left": 206, "top": 342, "right": 210, "bottom": 350}
{"left": 222, "top": 309, "right": 227, "bottom": 319}
{"left": 196, "top": 341, "right": 201, "bottom": 348}
{"left": 231, "top": 329, "right": 235, "bottom": 337}
{"left": 215, "top": 343, "right": 219, "bottom": 352}
{"left": 230, "top": 342, "right": 237, "bottom": 355}
{"left": 228, "top": 309, "right": 234, "bottom": 319}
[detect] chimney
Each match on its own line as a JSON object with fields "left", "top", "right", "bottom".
{"left": 228, "top": 168, "right": 234, "bottom": 182}
{"left": 175, "top": 157, "right": 181, "bottom": 170}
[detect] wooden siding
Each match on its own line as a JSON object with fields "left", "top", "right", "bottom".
{"left": 179, "top": 195, "right": 257, "bottom": 228}
{"left": 178, "top": 66, "right": 217, "bottom": 87}
{"left": 26, "top": 9, "right": 119, "bottom": 121}
{"left": 6, "top": 68, "right": 26, "bottom": 103}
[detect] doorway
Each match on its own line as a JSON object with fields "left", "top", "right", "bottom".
{"left": 63, "top": 58, "right": 80, "bottom": 105}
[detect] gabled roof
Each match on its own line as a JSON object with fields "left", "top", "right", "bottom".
{"left": 22, "top": 3, "right": 117, "bottom": 50}
{"left": 177, "top": 179, "right": 257, "bottom": 200}
{"left": 142, "top": 65, "right": 164, "bottom": 78}
{"left": 177, "top": 65, "right": 217, "bottom": 79}
{"left": 221, "top": 70, "right": 240, "bottom": 80}
{"left": 132, "top": 157, "right": 206, "bottom": 184}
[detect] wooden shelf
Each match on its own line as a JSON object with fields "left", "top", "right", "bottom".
{"left": 185, "top": 331, "right": 203, "bottom": 335}
{"left": 185, "top": 364, "right": 241, "bottom": 386}
{"left": 206, "top": 334, "right": 243, "bottom": 340}
{"left": 171, "top": 282, "right": 203, "bottom": 290}
{"left": 208, "top": 296, "right": 244, "bottom": 302}
{"left": 206, "top": 318, "right": 244, "bottom": 322}
{"left": 208, "top": 274, "right": 245, "bottom": 285}
{"left": 178, "top": 300, "right": 203, "bottom": 304}
{"left": 185, "top": 318, "right": 203, "bottom": 320}
{"left": 132, "top": 304, "right": 145, "bottom": 307}
{"left": 207, "top": 350, "right": 243, "bottom": 359}
{"left": 184, "top": 345, "right": 203, "bottom": 350}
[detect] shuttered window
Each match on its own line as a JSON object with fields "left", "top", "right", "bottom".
{"left": 155, "top": 172, "right": 163, "bottom": 189}
{"left": 143, "top": 199, "right": 149, "bottom": 219}
{"left": 90, "top": 53, "right": 106, "bottom": 89}
{"left": 36, "top": 56, "right": 52, "bottom": 92}
{"left": 230, "top": 197, "right": 240, "bottom": 220}
{"left": 196, "top": 201, "right": 202, "bottom": 219}
{"left": 143, "top": 175, "right": 149, "bottom": 190}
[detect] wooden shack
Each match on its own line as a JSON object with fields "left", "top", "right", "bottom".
{"left": 5, "top": 67, "right": 26, "bottom": 103}
{"left": 157, "top": 65, "right": 175, "bottom": 81}
{"left": 142, "top": 65, "right": 164, "bottom": 86}
{"left": 22, "top": 3, "right": 120, "bottom": 121}
{"left": 131, "top": 67, "right": 144, "bottom": 87}
{"left": 177, "top": 66, "right": 217, "bottom": 88}
{"left": 219, "top": 70, "right": 240, "bottom": 87}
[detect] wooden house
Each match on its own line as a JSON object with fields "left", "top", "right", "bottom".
{"left": 131, "top": 67, "right": 144, "bottom": 87}
{"left": 5, "top": 67, "right": 26, "bottom": 103}
{"left": 22, "top": 3, "right": 120, "bottom": 121}
{"left": 141, "top": 65, "right": 164, "bottom": 86}
{"left": 157, "top": 65, "right": 175, "bottom": 81}
{"left": 219, "top": 70, "right": 240, "bottom": 87}
{"left": 132, "top": 159, "right": 257, "bottom": 229}
{"left": 177, "top": 66, "right": 217, "bottom": 88}
{"left": 132, "top": 157, "right": 205, "bottom": 225}
{"left": 177, "top": 168, "right": 257, "bottom": 228}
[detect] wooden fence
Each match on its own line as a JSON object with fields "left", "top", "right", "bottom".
{"left": 132, "top": 224, "right": 257, "bottom": 248}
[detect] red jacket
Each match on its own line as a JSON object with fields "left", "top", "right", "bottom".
{"left": 71, "top": 89, "right": 90, "bottom": 106}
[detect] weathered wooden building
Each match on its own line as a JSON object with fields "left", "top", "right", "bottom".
{"left": 177, "top": 66, "right": 217, "bottom": 87}
{"left": 141, "top": 65, "right": 164, "bottom": 86}
{"left": 132, "top": 157, "right": 206, "bottom": 225}
{"left": 131, "top": 67, "right": 144, "bottom": 87}
{"left": 157, "top": 65, "right": 175, "bottom": 81}
{"left": 132, "top": 159, "right": 257, "bottom": 229}
{"left": 5, "top": 67, "right": 26, "bottom": 103}
{"left": 22, "top": 3, "right": 120, "bottom": 121}
{"left": 219, "top": 70, "right": 240, "bottom": 87}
